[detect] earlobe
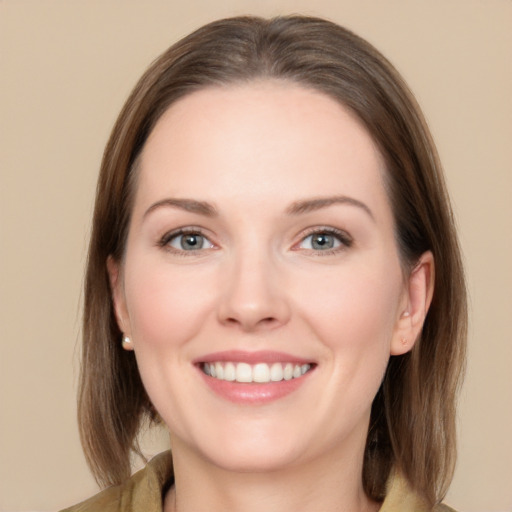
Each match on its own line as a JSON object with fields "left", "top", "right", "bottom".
{"left": 391, "top": 251, "right": 435, "bottom": 356}
{"left": 106, "top": 255, "right": 131, "bottom": 337}
{"left": 122, "top": 335, "right": 134, "bottom": 351}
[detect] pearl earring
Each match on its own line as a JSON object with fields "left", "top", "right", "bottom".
{"left": 122, "top": 335, "right": 132, "bottom": 349}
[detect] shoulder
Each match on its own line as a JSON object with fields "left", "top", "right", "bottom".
{"left": 433, "top": 505, "right": 457, "bottom": 512}
{"left": 60, "top": 452, "right": 173, "bottom": 512}
{"left": 60, "top": 485, "right": 122, "bottom": 512}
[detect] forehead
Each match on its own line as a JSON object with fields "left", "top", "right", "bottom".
{"left": 136, "top": 81, "right": 389, "bottom": 216}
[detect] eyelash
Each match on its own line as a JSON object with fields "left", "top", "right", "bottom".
{"left": 158, "top": 227, "right": 214, "bottom": 256}
{"left": 295, "top": 227, "right": 353, "bottom": 255}
{"left": 158, "top": 226, "right": 353, "bottom": 256}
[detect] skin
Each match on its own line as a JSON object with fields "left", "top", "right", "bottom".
{"left": 109, "top": 82, "right": 433, "bottom": 512}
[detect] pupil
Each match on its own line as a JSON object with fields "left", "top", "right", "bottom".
{"left": 181, "top": 234, "right": 202, "bottom": 250}
{"left": 312, "top": 234, "right": 333, "bottom": 249}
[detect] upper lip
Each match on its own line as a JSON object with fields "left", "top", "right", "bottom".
{"left": 193, "top": 350, "right": 314, "bottom": 365}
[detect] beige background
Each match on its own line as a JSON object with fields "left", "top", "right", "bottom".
{"left": 1, "top": 1, "right": 511, "bottom": 511}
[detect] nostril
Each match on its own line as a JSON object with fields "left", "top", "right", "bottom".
{"left": 223, "top": 315, "right": 279, "bottom": 331}
{"left": 217, "top": 285, "right": 291, "bottom": 331}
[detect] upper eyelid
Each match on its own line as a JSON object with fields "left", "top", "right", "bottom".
{"left": 298, "top": 226, "right": 352, "bottom": 242}
{"left": 289, "top": 227, "right": 353, "bottom": 255}
{"left": 159, "top": 227, "right": 213, "bottom": 246}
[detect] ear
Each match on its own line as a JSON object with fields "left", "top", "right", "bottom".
{"left": 107, "top": 255, "right": 134, "bottom": 350}
{"left": 391, "top": 251, "right": 435, "bottom": 356}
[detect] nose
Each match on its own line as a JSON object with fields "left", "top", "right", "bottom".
{"left": 216, "top": 247, "right": 291, "bottom": 332}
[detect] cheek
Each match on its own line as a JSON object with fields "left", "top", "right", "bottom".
{"left": 294, "top": 258, "right": 403, "bottom": 372}
{"left": 123, "top": 257, "right": 215, "bottom": 351}
{"left": 305, "top": 263, "right": 399, "bottom": 328}
{"left": 120, "top": 257, "right": 216, "bottom": 434}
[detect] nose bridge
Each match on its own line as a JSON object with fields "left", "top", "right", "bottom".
{"left": 217, "top": 237, "right": 290, "bottom": 331}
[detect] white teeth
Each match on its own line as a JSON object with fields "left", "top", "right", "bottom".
{"left": 224, "top": 362, "right": 236, "bottom": 381}
{"left": 202, "top": 361, "right": 312, "bottom": 383}
{"left": 215, "top": 362, "right": 224, "bottom": 380}
{"left": 236, "top": 362, "right": 252, "bottom": 382}
{"left": 270, "top": 362, "right": 283, "bottom": 381}
{"left": 283, "top": 363, "right": 293, "bottom": 380}
{"left": 253, "top": 363, "right": 270, "bottom": 383}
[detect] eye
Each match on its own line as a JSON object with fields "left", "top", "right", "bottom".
{"left": 297, "top": 228, "right": 352, "bottom": 252}
{"left": 161, "top": 229, "right": 214, "bottom": 252}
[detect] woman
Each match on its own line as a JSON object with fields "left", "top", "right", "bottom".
{"left": 65, "top": 15, "right": 466, "bottom": 512}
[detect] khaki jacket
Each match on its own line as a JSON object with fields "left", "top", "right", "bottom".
{"left": 61, "top": 452, "right": 456, "bottom": 511}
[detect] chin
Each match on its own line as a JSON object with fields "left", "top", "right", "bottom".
{"left": 175, "top": 421, "right": 309, "bottom": 474}
{"left": 205, "top": 445, "right": 304, "bottom": 474}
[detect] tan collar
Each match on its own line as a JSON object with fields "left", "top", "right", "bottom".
{"left": 380, "top": 469, "right": 431, "bottom": 512}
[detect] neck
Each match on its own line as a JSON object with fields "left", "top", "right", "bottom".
{"left": 164, "top": 435, "right": 380, "bottom": 512}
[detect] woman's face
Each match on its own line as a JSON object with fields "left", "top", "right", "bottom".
{"left": 110, "top": 82, "right": 426, "bottom": 473}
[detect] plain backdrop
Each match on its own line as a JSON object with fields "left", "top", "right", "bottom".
{"left": 1, "top": 1, "right": 511, "bottom": 511}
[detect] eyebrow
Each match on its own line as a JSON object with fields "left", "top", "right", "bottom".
{"left": 143, "top": 195, "right": 374, "bottom": 221}
{"left": 144, "top": 198, "right": 218, "bottom": 218}
{"left": 286, "top": 195, "right": 375, "bottom": 221}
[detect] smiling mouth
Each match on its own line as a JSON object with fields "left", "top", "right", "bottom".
{"left": 201, "top": 361, "right": 314, "bottom": 383}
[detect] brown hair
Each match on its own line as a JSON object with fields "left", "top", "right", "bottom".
{"left": 79, "top": 15, "right": 466, "bottom": 505}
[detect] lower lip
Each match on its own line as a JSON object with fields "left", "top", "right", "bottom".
{"left": 197, "top": 367, "right": 313, "bottom": 404}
